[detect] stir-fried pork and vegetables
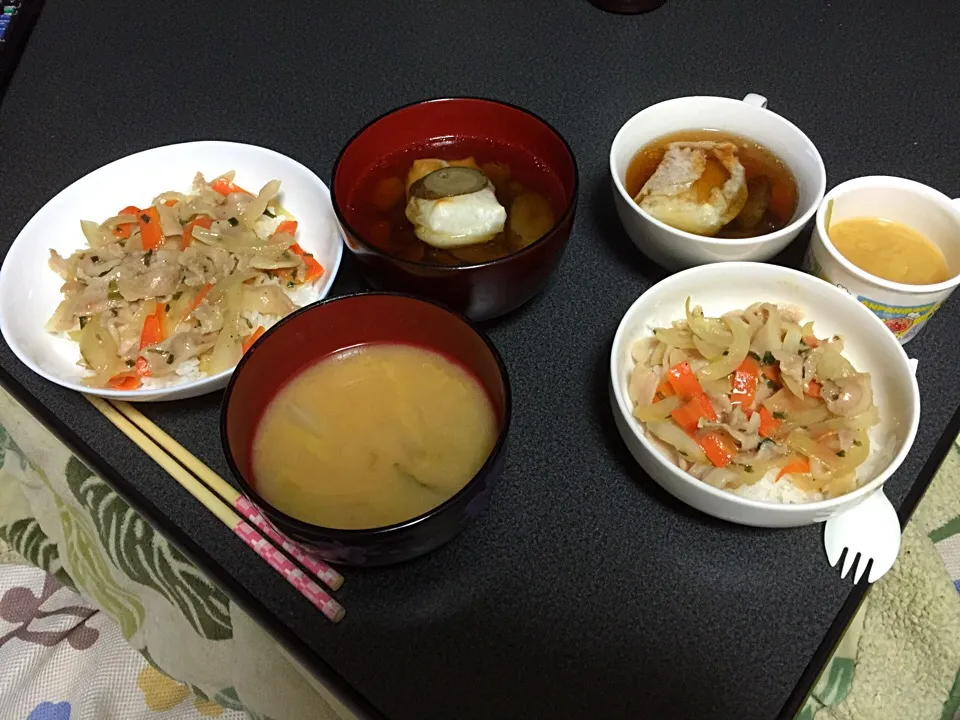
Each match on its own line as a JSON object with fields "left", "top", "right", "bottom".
{"left": 47, "top": 172, "right": 325, "bottom": 390}
{"left": 628, "top": 299, "right": 878, "bottom": 501}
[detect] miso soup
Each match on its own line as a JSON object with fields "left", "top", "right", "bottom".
{"left": 251, "top": 343, "right": 498, "bottom": 529}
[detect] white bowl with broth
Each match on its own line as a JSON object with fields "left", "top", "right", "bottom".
{"left": 804, "top": 176, "right": 960, "bottom": 344}
{"left": 610, "top": 94, "right": 826, "bottom": 270}
{"left": 0, "top": 141, "right": 343, "bottom": 401}
{"left": 609, "top": 263, "right": 919, "bottom": 528}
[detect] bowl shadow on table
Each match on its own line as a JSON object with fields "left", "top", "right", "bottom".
{"left": 589, "top": 175, "right": 672, "bottom": 281}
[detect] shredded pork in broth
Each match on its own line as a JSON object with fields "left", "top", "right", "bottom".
{"left": 628, "top": 299, "right": 879, "bottom": 502}
{"left": 46, "top": 172, "right": 325, "bottom": 390}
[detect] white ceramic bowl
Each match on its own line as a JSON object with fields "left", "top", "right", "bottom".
{"left": 0, "top": 141, "right": 343, "bottom": 402}
{"left": 609, "top": 263, "right": 920, "bottom": 527}
{"left": 610, "top": 94, "right": 827, "bottom": 270}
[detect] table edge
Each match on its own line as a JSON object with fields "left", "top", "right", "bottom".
{"left": 2, "top": 365, "right": 956, "bottom": 720}
{"left": 0, "top": 365, "right": 386, "bottom": 720}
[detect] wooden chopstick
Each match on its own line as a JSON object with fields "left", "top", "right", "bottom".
{"left": 109, "top": 400, "right": 344, "bottom": 592}
{"left": 84, "top": 395, "right": 345, "bottom": 624}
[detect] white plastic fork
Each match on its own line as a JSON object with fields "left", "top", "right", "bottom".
{"left": 823, "top": 489, "right": 901, "bottom": 583}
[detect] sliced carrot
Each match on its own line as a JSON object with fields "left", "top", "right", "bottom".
{"left": 698, "top": 431, "right": 737, "bottom": 468}
{"left": 670, "top": 393, "right": 717, "bottom": 435}
{"left": 777, "top": 458, "right": 811, "bottom": 481}
{"left": 757, "top": 406, "right": 781, "bottom": 438}
{"left": 730, "top": 356, "right": 761, "bottom": 408}
{"left": 108, "top": 373, "right": 142, "bottom": 390}
{"left": 140, "top": 310, "right": 163, "bottom": 349}
{"left": 290, "top": 241, "right": 325, "bottom": 283}
{"left": 761, "top": 364, "right": 780, "bottom": 383}
{"left": 275, "top": 220, "right": 299, "bottom": 237}
{"left": 112, "top": 205, "right": 140, "bottom": 239}
{"left": 242, "top": 326, "right": 266, "bottom": 354}
{"left": 137, "top": 206, "right": 163, "bottom": 251}
{"left": 666, "top": 361, "right": 704, "bottom": 400}
{"left": 181, "top": 215, "right": 213, "bottom": 250}
{"left": 135, "top": 356, "right": 151, "bottom": 377}
{"left": 211, "top": 178, "right": 249, "bottom": 196}
{"left": 655, "top": 381, "right": 675, "bottom": 399}
{"left": 802, "top": 335, "right": 820, "bottom": 348}
{"left": 806, "top": 379, "right": 822, "bottom": 398}
{"left": 163, "top": 199, "right": 178, "bottom": 207}
{"left": 186, "top": 284, "right": 213, "bottom": 315}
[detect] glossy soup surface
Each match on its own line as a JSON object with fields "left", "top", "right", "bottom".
{"left": 828, "top": 216, "right": 951, "bottom": 285}
{"left": 346, "top": 137, "right": 566, "bottom": 265}
{"left": 251, "top": 343, "right": 499, "bottom": 530}
{"left": 626, "top": 129, "right": 799, "bottom": 238}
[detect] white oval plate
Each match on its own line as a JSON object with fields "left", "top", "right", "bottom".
{"left": 0, "top": 141, "right": 343, "bottom": 401}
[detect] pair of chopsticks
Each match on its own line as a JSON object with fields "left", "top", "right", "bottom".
{"left": 85, "top": 396, "right": 345, "bottom": 623}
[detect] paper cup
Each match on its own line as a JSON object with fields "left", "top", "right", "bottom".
{"left": 804, "top": 176, "right": 960, "bottom": 344}
{"left": 610, "top": 94, "right": 826, "bottom": 269}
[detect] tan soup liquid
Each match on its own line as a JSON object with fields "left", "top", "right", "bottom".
{"left": 829, "top": 217, "right": 951, "bottom": 285}
{"left": 252, "top": 344, "right": 498, "bottom": 530}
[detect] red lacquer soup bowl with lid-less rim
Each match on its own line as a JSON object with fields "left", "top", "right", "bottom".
{"left": 220, "top": 292, "right": 512, "bottom": 566}
{"left": 331, "top": 97, "right": 579, "bottom": 321}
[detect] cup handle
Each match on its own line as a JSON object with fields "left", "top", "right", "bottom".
{"left": 908, "top": 358, "right": 918, "bottom": 376}
{"left": 742, "top": 93, "right": 768, "bottom": 108}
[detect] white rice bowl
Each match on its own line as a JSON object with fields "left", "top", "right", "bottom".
{"left": 0, "top": 141, "right": 343, "bottom": 402}
{"left": 609, "top": 263, "right": 920, "bottom": 528}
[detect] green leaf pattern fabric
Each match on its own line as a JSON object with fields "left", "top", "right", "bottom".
{"left": 63, "top": 456, "right": 231, "bottom": 640}
{"left": 0, "top": 387, "right": 350, "bottom": 720}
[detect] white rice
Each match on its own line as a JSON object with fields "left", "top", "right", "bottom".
{"left": 728, "top": 469, "right": 824, "bottom": 504}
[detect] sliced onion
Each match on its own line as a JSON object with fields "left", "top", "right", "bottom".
{"left": 816, "top": 346, "right": 855, "bottom": 381}
{"left": 653, "top": 327, "right": 697, "bottom": 350}
{"left": 101, "top": 213, "right": 138, "bottom": 230}
{"left": 206, "top": 284, "right": 243, "bottom": 374}
{"left": 80, "top": 219, "right": 110, "bottom": 250}
{"left": 806, "top": 406, "right": 880, "bottom": 436}
{"left": 685, "top": 297, "right": 732, "bottom": 346}
{"left": 646, "top": 420, "right": 708, "bottom": 465}
{"left": 633, "top": 395, "right": 682, "bottom": 422}
{"left": 786, "top": 430, "right": 847, "bottom": 471}
{"left": 693, "top": 334, "right": 724, "bottom": 360}
{"left": 698, "top": 316, "right": 749, "bottom": 382}
{"left": 755, "top": 304, "right": 782, "bottom": 353}
{"left": 240, "top": 179, "right": 281, "bottom": 228}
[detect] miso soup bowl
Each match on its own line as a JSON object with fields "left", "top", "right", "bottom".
{"left": 610, "top": 94, "right": 827, "bottom": 270}
{"left": 609, "top": 263, "right": 920, "bottom": 528}
{"left": 331, "top": 97, "right": 579, "bottom": 321}
{"left": 221, "top": 292, "right": 511, "bottom": 567}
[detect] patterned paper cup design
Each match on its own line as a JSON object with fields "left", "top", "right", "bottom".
{"left": 806, "top": 176, "right": 960, "bottom": 345}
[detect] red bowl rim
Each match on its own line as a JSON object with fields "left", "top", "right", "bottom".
{"left": 330, "top": 96, "right": 580, "bottom": 271}
{"left": 219, "top": 290, "right": 513, "bottom": 539}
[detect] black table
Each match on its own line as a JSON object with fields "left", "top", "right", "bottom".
{"left": 2, "top": 1, "right": 959, "bottom": 718}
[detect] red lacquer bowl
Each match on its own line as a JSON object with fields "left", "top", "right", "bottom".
{"left": 331, "top": 97, "right": 579, "bottom": 321}
{"left": 220, "top": 292, "right": 511, "bottom": 566}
